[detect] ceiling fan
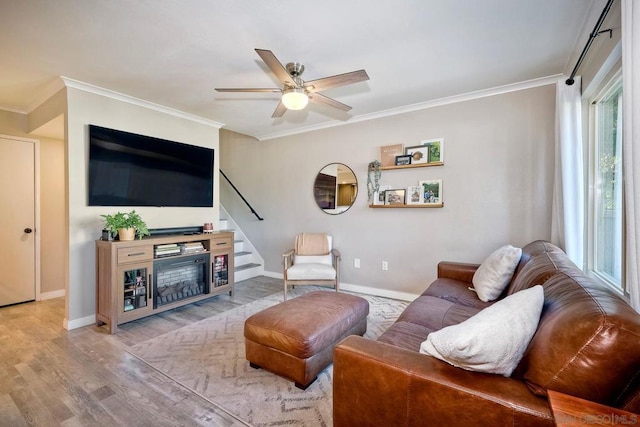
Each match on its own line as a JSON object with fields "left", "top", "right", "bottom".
{"left": 215, "top": 49, "right": 369, "bottom": 118}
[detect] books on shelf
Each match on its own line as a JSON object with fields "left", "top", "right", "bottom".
{"left": 178, "top": 242, "right": 205, "bottom": 254}
{"left": 155, "top": 243, "right": 180, "bottom": 257}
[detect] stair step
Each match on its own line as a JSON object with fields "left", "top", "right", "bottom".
{"left": 235, "top": 251, "right": 251, "bottom": 256}
{"left": 235, "top": 263, "right": 261, "bottom": 272}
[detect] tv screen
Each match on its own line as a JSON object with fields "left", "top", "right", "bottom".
{"left": 88, "top": 125, "right": 214, "bottom": 207}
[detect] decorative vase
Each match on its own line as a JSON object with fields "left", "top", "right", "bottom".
{"left": 118, "top": 228, "right": 136, "bottom": 241}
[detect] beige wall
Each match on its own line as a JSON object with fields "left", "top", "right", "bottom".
{"left": 221, "top": 84, "right": 556, "bottom": 297}
{"left": 39, "top": 137, "right": 65, "bottom": 294}
{"left": 65, "top": 86, "right": 221, "bottom": 327}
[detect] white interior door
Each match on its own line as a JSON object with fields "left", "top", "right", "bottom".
{"left": 0, "top": 136, "right": 36, "bottom": 306}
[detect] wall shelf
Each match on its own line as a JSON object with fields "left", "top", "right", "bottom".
{"left": 368, "top": 203, "right": 444, "bottom": 209}
{"left": 372, "top": 162, "right": 444, "bottom": 171}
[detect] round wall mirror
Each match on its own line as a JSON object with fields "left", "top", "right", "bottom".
{"left": 313, "top": 163, "right": 358, "bottom": 215}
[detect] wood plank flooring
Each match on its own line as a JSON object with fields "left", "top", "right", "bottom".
{"left": 0, "top": 276, "right": 283, "bottom": 426}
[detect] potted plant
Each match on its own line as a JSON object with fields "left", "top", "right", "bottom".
{"left": 101, "top": 210, "right": 150, "bottom": 241}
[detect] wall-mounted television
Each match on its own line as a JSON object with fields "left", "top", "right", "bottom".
{"left": 88, "top": 125, "right": 214, "bottom": 207}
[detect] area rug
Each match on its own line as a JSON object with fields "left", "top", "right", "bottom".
{"left": 127, "top": 286, "right": 409, "bottom": 426}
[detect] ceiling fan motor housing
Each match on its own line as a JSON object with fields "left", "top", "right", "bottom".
{"left": 286, "top": 62, "right": 305, "bottom": 77}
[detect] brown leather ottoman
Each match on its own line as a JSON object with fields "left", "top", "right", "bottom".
{"left": 244, "top": 291, "right": 369, "bottom": 389}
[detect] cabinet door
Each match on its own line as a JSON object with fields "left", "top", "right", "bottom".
{"left": 117, "top": 263, "right": 154, "bottom": 323}
{"left": 211, "top": 253, "right": 230, "bottom": 288}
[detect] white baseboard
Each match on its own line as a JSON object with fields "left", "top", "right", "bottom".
{"left": 262, "top": 271, "right": 282, "bottom": 279}
{"left": 40, "top": 289, "right": 65, "bottom": 300}
{"left": 262, "top": 270, "right": 418, "bottom": 302}
{"left": 339, "top": 282, "right": 418, "bottom": 302}
{"left": 64, "top": 314, "right": 96, "bottom": 331}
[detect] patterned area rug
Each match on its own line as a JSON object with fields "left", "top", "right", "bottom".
{"left": 127, "top": 286, "right": 408, "bottom": 426}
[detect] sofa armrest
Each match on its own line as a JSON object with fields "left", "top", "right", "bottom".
{"left": 437, "top": 261, "right": 480, "bottom": 283}
{"left": 333, "top": 336, "right": 553, "bottom": 427}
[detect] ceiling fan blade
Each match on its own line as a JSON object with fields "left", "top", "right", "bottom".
{"left": 304, "top": 69, "right": 369, "bottom": 93}
{"left": 271, "top": 101, "right": 287, "bottom": 118}
{"left": 215, "top": 88, "right": 281, "bottom": 93}
{"left": 255, "top": 49, "right": 297, "bottom": 87}
{"left": 308, "top": 93, "right": 352, "bottom": 111}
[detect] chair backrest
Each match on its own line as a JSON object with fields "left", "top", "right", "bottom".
{"left": 294, "top": 235, "right": 333, "bottom": 266}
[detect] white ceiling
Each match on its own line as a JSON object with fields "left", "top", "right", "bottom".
{"left": 0, "top": 0, "right": 603, "bottom": 140}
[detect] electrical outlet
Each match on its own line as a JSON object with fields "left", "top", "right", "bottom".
{"left": 354, "top": 258, "right": 360, "bottom": 268}
{"left": 382, "top": 261, "right": 388, "bottom": 271}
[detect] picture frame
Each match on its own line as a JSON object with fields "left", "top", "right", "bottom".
{"left": 373, "top": 185, "right": 390, "bottom": 206}
{"left": 395, "top": 154, "right": 412, "bottom": 166}
{"left": 380, "top": 144, "right": 404, "bottom": 167}
{"left": 420, "top": 138, "right": 444, "bottom": 164}
{"left": 406, "top": 185, "right": 424, "bottom": 205}
{"left": 384, "top": 188, "right": 406, "bottom": 205}
{"left": 418, "top": 179, "right": 443, "bottom": 205}
{"left": 404, "top": 145, "right": 430, "bottom": 165}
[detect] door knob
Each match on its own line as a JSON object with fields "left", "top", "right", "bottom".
{"left": 24, "top": 228, "right": 33, "bottom": 234}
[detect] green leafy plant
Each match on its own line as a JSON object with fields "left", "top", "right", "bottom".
{"left": 101, "top": 210, "right": 150, "bottom": 240}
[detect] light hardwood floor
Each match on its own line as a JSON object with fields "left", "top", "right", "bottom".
{"left": 0, "top": 276, "right": 283, "bottom": 427}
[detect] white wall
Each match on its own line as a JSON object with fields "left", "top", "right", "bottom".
{"left": 65, "top": 86, "right": 221, "bottom": 328}
{"left": 221, "top": 84, "right": 556, "bottom": 297}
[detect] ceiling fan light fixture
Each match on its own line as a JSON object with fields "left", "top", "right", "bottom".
{"left": 282, "top": 88, "right": 308, "bottom": 110}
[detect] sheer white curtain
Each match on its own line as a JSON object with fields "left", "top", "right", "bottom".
{"left": 551, "top": 76, "right": 584, "bottom": 268}
{"left": 622, "top": 0, "right": 640, "bottom": 311}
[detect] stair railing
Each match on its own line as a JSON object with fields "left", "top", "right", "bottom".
{"left": 220, "top": 170, "right": 264, "bottom": 221}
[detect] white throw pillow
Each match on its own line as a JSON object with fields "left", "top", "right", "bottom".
{"left": 419, "top": 285, "right": 544, "bottom": 376}
{"left": 472, "top": 244, "right": 522, "bottom": 302}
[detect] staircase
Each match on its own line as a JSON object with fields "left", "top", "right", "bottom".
{"left": 219, "top": 206, "right": 264, "bottom": 282}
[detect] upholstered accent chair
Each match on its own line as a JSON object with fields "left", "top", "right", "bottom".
{"left": 282, "top": 233, "right": 340, "bottom": 300}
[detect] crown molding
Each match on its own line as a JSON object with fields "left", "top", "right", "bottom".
{"left": 61, "top": 77, "right": 224, "bottom": 129}
{"left": 256, "top": 74, "right": 562, "bottom": 141}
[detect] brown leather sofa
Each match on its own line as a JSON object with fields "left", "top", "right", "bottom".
{"left": 333, "top": 241, "right": 640, "bottom": 426}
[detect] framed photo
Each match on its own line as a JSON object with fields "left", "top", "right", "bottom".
{"left": 419, "top": 179, "right": 443, "bottom": 205}
{"left": 420, "top": 138, "right": 444, "bottom": 164}
{"left": 380, "top": 144, "right": 404, "bottom": 167}
{"left": 373, "top": 185, "right": 390, "bottom": 206}
{"left": 404, "top": 145, "right": 430, "bottom": 165}
{"left": 384, "top": 189, "right": 406, "bottom": 205}
{"left": 406, "top": 185, "right": 424, "bottom": 205}
{"left": 395, "top": 154, "right": 412, "bottom": 166}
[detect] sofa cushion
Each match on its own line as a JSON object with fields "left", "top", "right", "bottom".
{"left": 395, "top": 294, "right": 485, "bottom": 332}
{"left": 507, "top": 241, "right": 574, "bottom": 296}
{"left": 378, "top": 321, "right": 434, "bottom": 351}
{"left": 514, "top": 272, "right": 640, "bottom": 406}
{"left": 424, "top": 278, "right": 496, "bottom": 310}
{"left": 472, "top": 244, "right": 522, "bottom": 302}
{"left": 286, "top": 263, "right": 336, "bottom": 280}
{"left": 420, "top": 285, "right": 544, "bottom": 376}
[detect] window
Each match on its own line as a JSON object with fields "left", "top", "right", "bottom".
{"left": 589, "top": 74, "right": 624, "bottom": 291}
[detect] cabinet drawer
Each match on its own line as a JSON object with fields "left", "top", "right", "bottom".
{"left": 210, "top": 235, "right": 232, "bottom": 249}
{"left": 117, "top": 246, "right": 153, "bottom": 264}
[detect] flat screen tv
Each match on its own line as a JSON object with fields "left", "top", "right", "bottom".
{"left": 88, "top": 125, "right": 214, "bottom": 207}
